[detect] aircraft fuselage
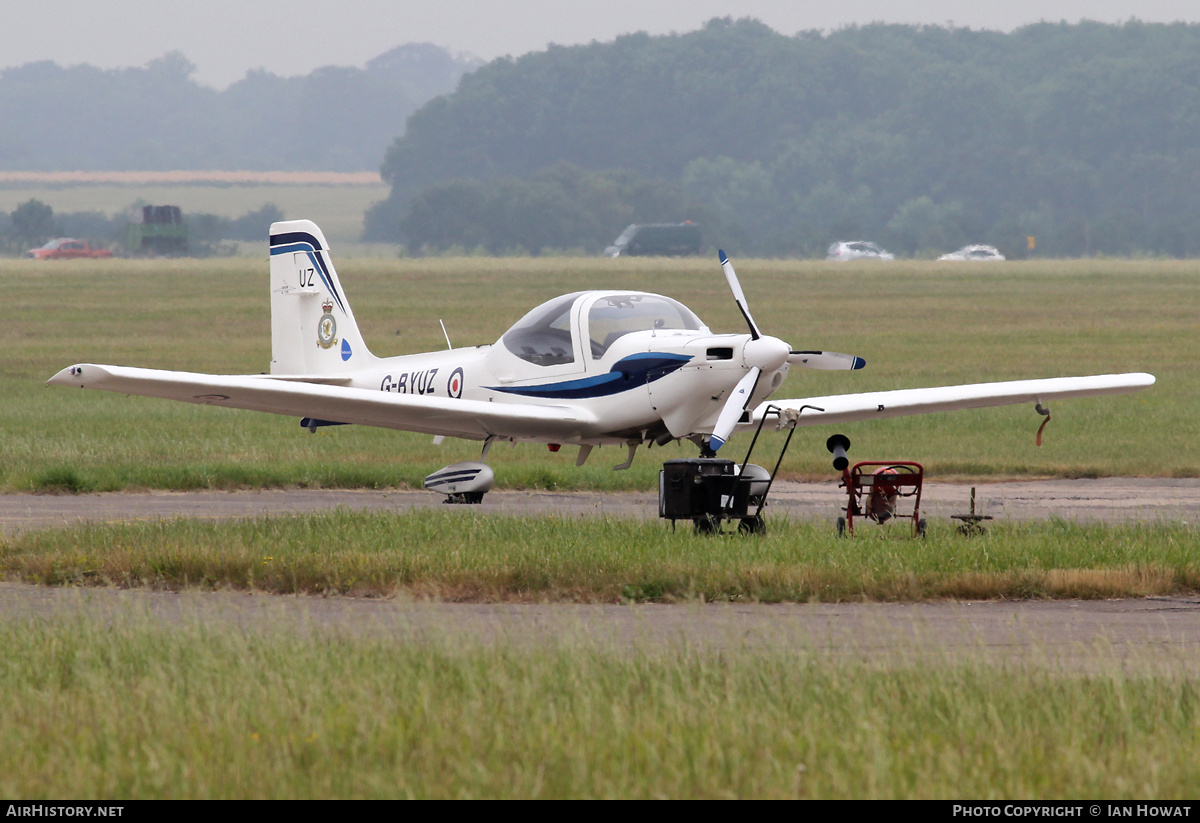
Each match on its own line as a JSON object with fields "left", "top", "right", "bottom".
{"left": 330, "top": 327, "right": 789, "bottom": 447}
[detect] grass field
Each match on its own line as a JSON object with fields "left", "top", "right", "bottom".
{"left": 2, "top": 512, "right": 1197, "bottom": 602}
{"left": 2, "top": 255, "right": 1195, "bottom": 493}
{"left": 1, "top": 254, "right": 1196, "bottom": 800}
{"left": 0, "top": 612, "right": 1195, "bottom": 799}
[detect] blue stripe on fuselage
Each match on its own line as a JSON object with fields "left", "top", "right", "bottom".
{"left": 486, "top": 352, "right": 691, "bottom": 399}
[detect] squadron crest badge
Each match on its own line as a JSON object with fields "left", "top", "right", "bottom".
{"left": 317, "top": 300, "right": 338, "bottom": 349}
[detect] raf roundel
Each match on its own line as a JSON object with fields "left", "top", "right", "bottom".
{"left": 448, "top": 367, "right": 464, "bottom": 398}
{"left": 317, "top": 300, "right": 338, "bottom": 349}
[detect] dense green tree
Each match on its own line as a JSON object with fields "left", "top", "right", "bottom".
{"left": 9, "top": 199, "right": 58, "bottom": 246}
{"left": 682, "top": 157, "right": 777, "bottom": 254}
{"left": 225, "top": 203, "right": 286, "bottom": 242}
{"left": 885, "top": 197, "right": 976, "bottom": 256}
{"left": 370, "top": 19, "right": 1200, "bottom": 257}
{"left": 399, "top": 163, "right": 709, "bottom": 255}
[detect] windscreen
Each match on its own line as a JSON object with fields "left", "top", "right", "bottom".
{"left": 587, "top": 294, "right": 704, "bottom": 359}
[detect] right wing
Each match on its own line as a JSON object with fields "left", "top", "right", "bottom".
{"left": 748, "top": 372, "right": 1155, "bottom": 428}
{"left": 47, "top": 364, "right": 597, "bottom": 441}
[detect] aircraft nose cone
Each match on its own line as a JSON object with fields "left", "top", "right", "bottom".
{"left": 743, "top": 335, "right": 790, "bottom": 372}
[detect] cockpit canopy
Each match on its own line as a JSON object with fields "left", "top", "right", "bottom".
{"left": 500, "top": 291, "right": 707, "bottom": 367}
{"left": 501, "top": 292, "right": 581, "bottom": 367}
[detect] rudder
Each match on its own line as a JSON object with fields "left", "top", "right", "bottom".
{"left": 269, "top": 220, "right": 375, "bottom": 375}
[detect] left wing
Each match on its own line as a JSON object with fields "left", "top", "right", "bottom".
{"left": 747, "top": 372, "right": 1154, "bottom": 428}
{"left": 47, "top": 364, "right": 597, "bottom": 441}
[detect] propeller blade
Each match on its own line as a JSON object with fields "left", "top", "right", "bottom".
{"left": 719, "top": 249, "right": 760, "bottom": 340}
{"left": 709, "top": 366, "right": 761, "bottom": 451}
{"left": 788, "top": 350, "right": 866, "bottom": 371}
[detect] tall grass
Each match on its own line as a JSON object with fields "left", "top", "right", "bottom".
{"left": 2, "top": 257, "right": 1195, "bottom": 492}
{"left": 3, "top": 512, "right": 1197, "bottom": 601}
{"left": 0, "top": 612, "right": 1195, "bottom": 799}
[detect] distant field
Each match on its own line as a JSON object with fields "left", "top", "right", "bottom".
{"left": 0, "top": 174, "right": 387, "bottom": 246}
{"left": 1, "top": 256, "right": 1193, "bottom": 493}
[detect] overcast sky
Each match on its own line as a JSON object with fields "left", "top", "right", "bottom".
{"left": 6, "top": 0, "right": 1200, "bottom": 88}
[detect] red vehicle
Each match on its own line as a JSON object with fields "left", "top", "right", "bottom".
{"left": 26, "top": 238, "right": 113, "bottom": 259}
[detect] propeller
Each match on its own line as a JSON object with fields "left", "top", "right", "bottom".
{"left": 708, "top": 250, "right": 864, "bottom": 451}
{"left": 709, "top": 367, "right": 761, "bottom": 451}
{"left": 720, "top": 249, "right": 760, "bottom": 340}
{"left": 787, "top": 350, "right": 866, "bottom": 370}
{"left": 709, "top": 251, "right": 788, "bottom": 450}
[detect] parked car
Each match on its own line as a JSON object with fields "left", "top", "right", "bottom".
{"left": 604, "top": 222, "right": 701, "bottom": 257}
{"left": 938, "top": 244, "right": 1005, "bottom": 262}
{"left": 26, "top": 238, "right": 113, "bottom": 259}
{"left": 826, "top": 240, "right": 894, "bottom": 261}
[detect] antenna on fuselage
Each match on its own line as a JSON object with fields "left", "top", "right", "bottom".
{"left": 439, "top": 319, "right": 452, "bottom": 350}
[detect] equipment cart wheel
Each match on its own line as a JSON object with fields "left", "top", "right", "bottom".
{"left": 738, "top": 514, "right": 766, "bottom": 536}
{"left": 918, "top": 518, "right": 928, "bottom": 538}
{"left": 836, "top": 516, "right": 846, "bottom": 537}
{"left": 693, "top": 514, "right": 719, "bottom": 535}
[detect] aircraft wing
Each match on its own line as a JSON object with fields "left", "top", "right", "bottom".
{"left": 47, "top": 364, "right": 598, "bottom": 441}
{"left": 748, "top": 373, "right": 1155, "bottom": 428}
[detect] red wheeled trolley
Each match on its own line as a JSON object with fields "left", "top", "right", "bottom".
{"left": 837, "top": 461, "right": 927, "bottom": 538}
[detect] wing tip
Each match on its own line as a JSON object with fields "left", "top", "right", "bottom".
{"left": 47, "top": 365, "right": 89, "bottom": 386}
{"left": 1110, "top": 372, "right": 1156, "bottom": 390}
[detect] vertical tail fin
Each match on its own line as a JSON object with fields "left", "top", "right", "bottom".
{"left": 269, "top": 220, "right": 376, "bottom": 375}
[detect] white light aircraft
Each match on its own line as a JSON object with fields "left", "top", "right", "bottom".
{"left": 48, "top": 220, "right": 1154, "bottom": 501}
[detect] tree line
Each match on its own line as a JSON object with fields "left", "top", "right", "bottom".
{"left": 367, "top": 19, "right": 1200, "bottom": 257}
{"left": 0, "top": 44, "right": 480, "bottom": 172}
{"left": 2, "top": 199, "right": 285, "bottom": 255}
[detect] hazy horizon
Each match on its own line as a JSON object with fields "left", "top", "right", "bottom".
{"left": 6, "top": 1, "right": 1200, "bottom": 89}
